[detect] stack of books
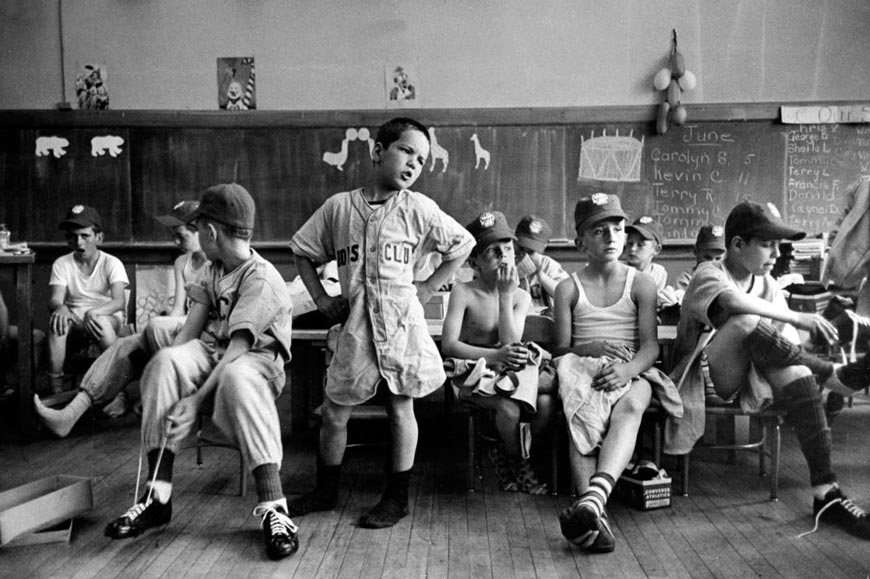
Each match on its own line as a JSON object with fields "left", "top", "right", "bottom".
{"left": 790, "top": 239, "right": 825, "bottom": 278}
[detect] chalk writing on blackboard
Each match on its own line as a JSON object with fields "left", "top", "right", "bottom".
{"left": 646, "top": 124, "right": 761, "bottom": 241}
{"left": 781, "top": 105, "right": 870, "bottom": 125}
{"left": 785, "top": 124, "right": 870, "bottom": 233}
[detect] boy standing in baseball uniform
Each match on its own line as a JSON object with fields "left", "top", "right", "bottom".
{"left": 104, "top": 184, "right": 299, "bottom": 561}
{"left": 288, "top": 117, "right": 474, "bottom": 528}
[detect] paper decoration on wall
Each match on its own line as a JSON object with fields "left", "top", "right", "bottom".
{"left": 322, "top": 128, "right": 358, "bottom": 171}
{"left": 427, "top": 128, "right": 449, "bottom": 173}
{"left": 35, "top": 136, "right": 70, "bottom": 158}
{"left": 76, "top": 64, "right": 109, "bottom": 110}
{"left": 91, "top": 135, "right": 125, "bottom": 157}
{"left": 578, "top": 130, "right": 643, "bottom": 182}
{"left": 470, "top": 133, "right": 491, "bottom": 170}
{"left": 385, "top": 64, "right": 419, "bottom": 108}
{"left": 218, "top": 57, "right": 256, "bottom": 110}
{"left": 135, "top": 265, "right": 175, "bottom": 329}
{"left": 358, "top": 127, "right": 375, "bottom": 158}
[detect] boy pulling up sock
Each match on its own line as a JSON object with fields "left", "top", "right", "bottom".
{"left": 667, "top": 201, "right": 870, "bottom": 540}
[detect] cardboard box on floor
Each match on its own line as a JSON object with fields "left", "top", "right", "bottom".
{"left": 0, "top": 476, "right": 93, "bottom": 547}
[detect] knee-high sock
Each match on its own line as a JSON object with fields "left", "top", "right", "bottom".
{"left": 147, "top": 448, "right": 175, "bottom": 484}
{"left": 745, "top": 320, "right": 833, "bottom": 378}
{"left": 254, "top": 463, "right": 284, "bottom": 503}
{"left": 783, "top": 375, "right": 836, "bottom": 487}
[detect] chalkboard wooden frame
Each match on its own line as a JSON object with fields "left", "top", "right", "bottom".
{"left": 3, "top": 101, "right": 868, "bottom": 247}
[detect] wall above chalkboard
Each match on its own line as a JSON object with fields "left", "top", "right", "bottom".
{"left": 2, "top": 102, "right": 868, "bottom": 245}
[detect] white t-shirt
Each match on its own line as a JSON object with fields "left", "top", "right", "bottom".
{"left": 49, "top": 251, "right": 129, "bottom": 321}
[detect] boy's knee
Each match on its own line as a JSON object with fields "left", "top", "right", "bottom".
{"left": 321, "top": 400, "right": 352, "bottom": 430}
{"left": 494, "top": 398, "right": 521, "bottom": 422}
{"left": 723, "top": 314, "right": 762, "bottom": 336}
{"left": 769, "top": 364, "right": 813, "bottom": 389}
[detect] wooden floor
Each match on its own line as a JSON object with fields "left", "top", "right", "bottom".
{"left": 2, "top": 395, "right": 870, "bottom": 579}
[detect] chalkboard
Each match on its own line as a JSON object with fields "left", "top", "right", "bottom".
{"left": 2, "top": 108, "right": 868, "bottom": 245}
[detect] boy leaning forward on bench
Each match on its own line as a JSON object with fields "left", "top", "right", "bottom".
{"left": 667, "top": 200, "right": 870, "bottom": 540}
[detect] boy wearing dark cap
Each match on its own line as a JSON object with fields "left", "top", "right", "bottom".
{"left": 514, "top": 215, "right": 568, "bottom": 315}
{"left": 441, "top": 211, "right": 551, "bottom": 495}
{"left": 104, "top": 184, "right": 300, "bottom": 561}
{"left": 666, "top": 201, "right": 870, "bottom": 540}
{"left": 623, "top": 215, "right": 683, "bottom": 314}
{"left": 553, "top": 194, "right": 681, "bottom": 552}
{"left": 624, "top": 216, "right": 668, "bottom": 292}
{"left": 675, "top": 224, "right": 727, "bottom": 293}
{"left": 46, "top": 204, "right": 129, "bottom": 393}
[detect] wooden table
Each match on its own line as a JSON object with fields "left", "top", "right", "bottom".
{"left": 0, "top": 253, "right": 36, "bottom": 438}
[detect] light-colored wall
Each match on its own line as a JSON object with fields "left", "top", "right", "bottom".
{"left": 2, "top": 0, "right": 869, "bottom": 110}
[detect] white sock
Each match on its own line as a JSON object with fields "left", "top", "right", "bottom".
{"left": 147, "top": 480, "right": 173, "bottom": 504}
{"left": 33, "top": 391, "right": 92, "bottom": 438}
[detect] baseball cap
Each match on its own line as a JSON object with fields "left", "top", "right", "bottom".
{"left": 724, "top": 201, "right": 805, "bottom": 242}
{"left": 186, "top": 183, "right": 256, "bottom": 229}
{"left": 59, "top": 204, "right": 102, "bottom": 230}
{"left": 574, "top": 193, "right": 628, "bottom": 232}
{"left": 626, "top": 216, "right": 663, "bottom": 245}
{"left": 515, "top": 215, "right": 551, "bottom": 254}
{"left": 155, "top": 200, "right": 200, "bottom": 228}
{"left": 695, "top": 224, "right": 726, "bottom": 250}
{"left": 466, "top": 211, "right": 516, "bottom": 254}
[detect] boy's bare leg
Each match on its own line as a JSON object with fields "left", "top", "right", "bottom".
{"left": 319, "top": 399, "right": 352, "bottom": 465}
{"left": 705, "top": 316, "right": 755, "bottom": 400}
{"left": 92, "top": 315, "right": 121, "bottom": 350}
{"left": 46, "top": 330, "right": 69, "bottom": 391}
{"left": 387, "top": 394, "right": 417, "bottom": 472}
{"left": 359, "top": 393, "right": 415, "bottom": 528}
{"left": 561, "top": 380, "right": 651, "bottom": 551}
{"left": 286, "top": 398, "right": 351, "bottom": 517}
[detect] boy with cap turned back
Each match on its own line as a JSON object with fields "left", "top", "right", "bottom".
{"left": 34, "top": 200, "right": 208, "bottom": 437}
{"left": 46, "top": 205, "right": 129, "bottom": 393}
{"left": 288, "top": 118, "right": 474, "bottom": 528}
{"left": 104, "top": 184, "right": 300, "bottom": 561}
{"left": 441, "top": 211, "right": 552, "bottom": 495}
{"left": 666, "top": 201, "right": 870, "bottom": 540}
{"left": 514, "top": 215, "right": 569, "bottom": 315}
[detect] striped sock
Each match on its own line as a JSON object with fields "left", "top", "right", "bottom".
{"left": 578, "top": 472, "right": 615, "bottom": 518}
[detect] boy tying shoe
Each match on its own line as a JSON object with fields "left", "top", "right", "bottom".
{"left": 513, "top": 215, "right": 568, "bottom": 315}
{"left": 288, "top": 117, "right": 474, "bottom": 528}
{"left": 666, "top": 201, "right": 870, "bottom": 539}
{"left": 441, "top": 210, "right": 551, "bottom": 495}
{"left": 553, "top": 194, "right": 681, "bottom": 552}
{"left": 104, "top": 184, "right": 299, "bottom": 561}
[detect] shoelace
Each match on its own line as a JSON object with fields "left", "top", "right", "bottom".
{"left": 121, "top": 498, "right": 153, "bottom": 522}
{"left": 253, "top": 505, "right": 298, "bottom": 536}
{"left": 797, "top": 497, "right": 867, "bottom": 538}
